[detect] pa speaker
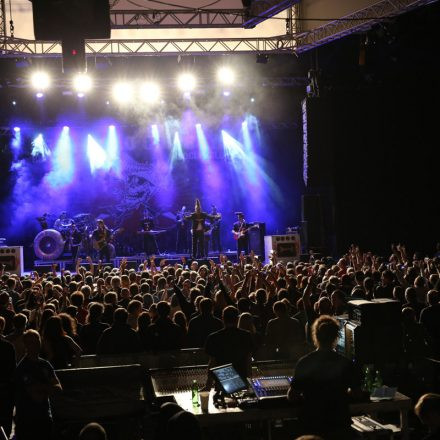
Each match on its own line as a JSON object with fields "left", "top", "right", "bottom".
{"left": 0, "top": 246, "right": 24, "bottom": 276}
{"left": 301, "top": 194, "right": 324, "bottom": 250}
{"left": 32, "top": 0, "right": 110, "bottom": 40}
{"left": 249, "top": 222, "right": 266, "bottom": 260}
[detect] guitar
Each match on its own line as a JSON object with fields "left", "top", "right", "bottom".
{"left": 92, "top": 228, "right": 124, "bottom": 251}
{"left": 137, "top": 229, "right": 167, "bottom": 236}
{"left": 232, "top": 223, "right": 259, "bottom": 240}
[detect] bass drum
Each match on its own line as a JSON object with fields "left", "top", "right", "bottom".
{"left": 34, "top": 229, "right": 65, "bottom": 260}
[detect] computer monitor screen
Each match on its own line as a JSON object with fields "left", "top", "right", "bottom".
{"left": 210, "top": 364, "right": 248, "bottom": 395}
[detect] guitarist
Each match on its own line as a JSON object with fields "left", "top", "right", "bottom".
{"left": 92, "top": 219, "right": 112, "bottom": 263}
{"left": 232, "top": 212, "right": 250, "bottom": 257}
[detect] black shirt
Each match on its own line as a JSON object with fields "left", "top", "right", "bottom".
{"left": 79, "top": 321, "right": 109, "bottom": 354}
{"left": 205, "top": 327, "right": 256, "bottom": 380}
{"left": 187, "top": 314, "right": 223, "bottom": 348}
{"left": 146, "top": 317, "right": 185, "bottom": 351}
{"left": 291, "top": 349, "right": 362, "bottom": 433}
{"left": 97, "top": 323, "right": 142, "bottom": 355}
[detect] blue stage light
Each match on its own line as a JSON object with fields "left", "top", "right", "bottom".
{"left": 13, "top": 127, "right": 20, "bottom": 132}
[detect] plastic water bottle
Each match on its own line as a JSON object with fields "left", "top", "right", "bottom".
{"left": 191, "top": 379, "right": 199, "bottom": 406}
{"left": 373, "top": 370, "right": 383, "bottom": 390}
{"left": 362, "top": 365, "right": 374, "bottom": 393}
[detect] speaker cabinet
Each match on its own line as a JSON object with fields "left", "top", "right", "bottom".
{"left": 0, "top": 246, "right": 24, "bottom": 276}
{"left": 32, "top": 0, "right": 110, "bottom": 40}
{"left": 264, "top": 234, "right": 300, "bottom": 263}
{"left": 249, "top": 222, "right": 266, "bottom": 260}
{"left": 301, "top": 194, "right": 324, "bottom": 250}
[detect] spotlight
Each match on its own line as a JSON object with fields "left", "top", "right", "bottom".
{"left": 223, "top": 91, "right": 231, "bottom": 97}
{"left": 217, "top": 67, "right": 235, "bottom": 85}
{"left": 106, "top": 100, "right": 110, "bottom": 105}
{"left": 77, "top": 93, "right": 85, "bottom": 98}
{"left": 31, "top": 72, "right": 51, "bottom": 90}
{"left": 73, "top": 73, "right": 92, "bottom": 94}
{"left": 12, "top": 101, "right": 16, "bottom": 106}
{"left": 36, "top": 92, "right": 44, "bottom": 99}
{"left": 112, "top": 82, "right": 133, "bottom": 104}
{"left": 13, "top": 127, "right": 20, "bottom": 132}
{"left": 109, "top": 125, "right": 115, "bottom": 129}
{"left": 63, "top": 126, "right": 69, "bottom": 130}
{"left": 177, "top": 73, "right": 196, "bottom": 93}
{"left": 250, "top": 97, "right": 255, "bottom": 102}
{"left": 140, "top": 82, "right": 161, "bottom": 103}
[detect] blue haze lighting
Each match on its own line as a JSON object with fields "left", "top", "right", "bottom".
{"left": 31, "top": 134, "right": 51, "bottom": 160}
{"left": 12, "top": 128, "right": 22, "bottom": 152}
{"left": 46, "top": 126, "right": 74, "bottom": 187}
{"left": 87, "top": 135, "right": 107, "bottom": 174}
{"left": 106, "top": 125, "right": 121, "bottom": 175}
{"left": 152, "top": 125, "right": 160, "bottom": 145}
{"left": 170, "top": 131, "right": 184, "bottom": 168}
{"left": 195, "top": 124, "right": 210, "bottom": 161}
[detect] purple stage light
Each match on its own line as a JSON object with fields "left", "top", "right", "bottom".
{"left": 77, "top": 93, "right": 85, "bottom": 98}
{"left": 109, "top": 125, "right": 115, "bottom": 129}
{"left": 36, "top": 92, "right": 44, "bottom": 99}
{"left": 13, "top": 127, "right": 20, "bottom": 132}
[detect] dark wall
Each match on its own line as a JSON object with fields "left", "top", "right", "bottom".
{"left": 302, "top": 2, "right": 440, "bottom": 256}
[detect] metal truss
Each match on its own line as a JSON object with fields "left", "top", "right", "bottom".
{"left": 295, "top": 0, "right": 439, "bottom": 53}
{"left": 245, "top": 0, "right": 299, "bottom": 28}
{"left": 0, "top": 35, "right": 296, "bottom": 57}
{"left": 110, "top": 8, "right": 245, "bottom": 28}
{"left": 0, "top": 0, "right": 6, "bottom": 38}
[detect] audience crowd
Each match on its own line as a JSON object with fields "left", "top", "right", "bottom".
{"left": 0, "top": 243, "right": 440, "bottom": 440}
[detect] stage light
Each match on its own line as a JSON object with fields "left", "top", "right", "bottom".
{"left": 12, "top": 101, "right": 16, "bottom": 106}
{"left": 250, "top": 97, "right": 255, "bottom": 102}
{"left": 13, "top": 127, "right": 20, "bottom": 132}
{"left": 109, "top": 125, "right": 115, "bottom": 129}
{"left": 73, "top": 73, "right": 92, "bottom": 94}
{"left": 140, "top": 82, "right": 161, "bottom": 103}
{"left": 112, "top": 82, "right": 133, "bottom": 104}
{"left": 63, "top": 126, "right": 69, "bottom": 131}
{"left": 106, "top": 100, "right": 110, "bottom": 105}
{"left": 36, "top": 92, "right": 44, "bottom": 99}
{"left": 77, "top": 93, "right": 85, "bottom": 98}
{"left": 31, "top": 72, "right": 51, "bottom": 90}
{"left": 217, "top": 67, "right": 235, "bottom": 85}
{"left": 177, "top": 73, "right": 196, "bottom": 93}
{"left": 223, "top": 91, "right": 231, "bottom": 97}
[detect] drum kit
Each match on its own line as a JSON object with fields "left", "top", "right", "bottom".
{"left": 34, "top": 213, "right": 111, "bottom": 260}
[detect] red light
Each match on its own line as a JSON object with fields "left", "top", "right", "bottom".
{"left": 72, "top": 49, "right": 77, "bottom": 55}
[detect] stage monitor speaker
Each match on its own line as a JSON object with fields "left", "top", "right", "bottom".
{"left": 32, "top": 0, "right": 110, "bottom": 40}
{"left": 34, "top": 265, "right": 53, "bottom": 276}
{"left": 0, "top": 246, "right": 24, "bottom": 276}
{"left": 301, "top": 194, "right": 324, "bottom": 250}
{"left": 264, "top": 234, "right": 300, "bottom": 263}
{"left": 249, "top": 222, "right": 266, "bottom": 260}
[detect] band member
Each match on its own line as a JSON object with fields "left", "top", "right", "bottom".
{"left": 92, "top": 219, "right": 112, "bottom": 263}
{"left": 139, "top": 216, "right": 159, "bottom": 256}
{"left": 186, "top": 199, "right": 220, "bottom": 259}
{"left": 70, "top": 223, "right": 83, "bottom": 262}
{"left": 232, "top": 212, "right": 249, "bottom": 257}
{"left": 176, "top": 205, "right": 189, "bottom": 253}
{"left": 210, "top": 204, "right": 222, "bottom": 253}
{"left": 54, "top": 211, "right": 72, "bottom": 231}
{"left": 36, "top": 213, "right": 49, "bottom": 231}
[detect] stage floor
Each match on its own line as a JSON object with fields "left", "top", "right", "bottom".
{"left": 33, "top": 251, "right": 241, "bottom": 272}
